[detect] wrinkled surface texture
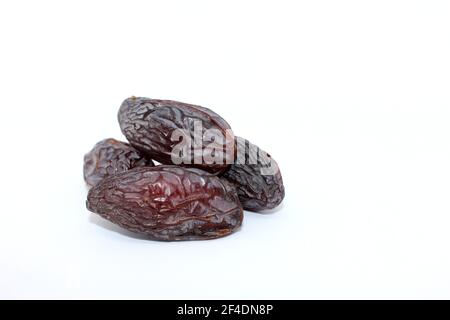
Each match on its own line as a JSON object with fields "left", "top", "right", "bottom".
{"left": 118, "top": 97, "right": 234, "bottom": 173}
{"left": 87, "top": 166, "right": 243, "bottom": 241}
{"left": 221, "top": 137, "right": 285, "bottom": 212}
{"left": 83, "top": 138, "right": 154, "bottom": 187}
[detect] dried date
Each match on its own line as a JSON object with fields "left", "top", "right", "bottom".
{"left": 221, "top": 137, "right": 285, "bottom": 212}
{"left": 118, "top": 97, "right": 235, "bottom": 173}
{"left": 83, "top": 138, "right": 154, "bottom": 187}
{"left": 86, "top": 165, "right": 243, "bottom": 241}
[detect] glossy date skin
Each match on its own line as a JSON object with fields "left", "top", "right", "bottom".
{"left": 86, "top": 166, "right": 243, "bottom": 241}
{"left": 118, "top": 97, "right": 235, "bottom": 173}
{"left": 83, "top": 138, "right": 154, "bottom": 187}
{"left": 221, "top": 137, "right": 285, "bottom": 212}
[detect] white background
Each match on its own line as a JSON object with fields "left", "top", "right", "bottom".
{"left": 0, "top": 0, "right": 449, "bottom": 299}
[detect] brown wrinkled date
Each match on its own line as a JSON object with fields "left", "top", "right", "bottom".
{"left": 118, "top": 97, "right": 235, "bottom": 173}
{"left": 87, "top": 166, "right": 243, "bottom": 241}
{"left": 83, "top": 138, "right": 154, "bottom": 187}
{"left": 220, "top": 137, "right": 285, "bottom": 212}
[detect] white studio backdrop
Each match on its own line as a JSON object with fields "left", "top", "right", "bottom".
{"left": 0, "top": 0, "right": 449, "bottom": 299}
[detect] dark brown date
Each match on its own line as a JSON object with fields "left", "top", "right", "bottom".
{"left": 221, "top": 137, "right": 285, "bottom": 212}
{"left": 86, "top": 165, "right": 243, "bottom": 241}
{"left": 118, "top": 97, "right": 235, "bottom": 173}
{"left": 83, "top": 138, "right": 154, "bottom": 187}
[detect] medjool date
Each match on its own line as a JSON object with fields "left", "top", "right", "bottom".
{"left": 86, "top": 166, "right": 243, "bottom": 241}
{"left": 118, "top": 97, "right": 235, "bottom": 173}
{"left": 221, "top": 137, "right": 284, "bottom": 212}
{"left": 83, "top": 138, "right": 154, "bottom": 187}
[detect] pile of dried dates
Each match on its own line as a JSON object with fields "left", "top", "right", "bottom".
{"left": 84, "top": 97, "right": 285, "bottom": 241}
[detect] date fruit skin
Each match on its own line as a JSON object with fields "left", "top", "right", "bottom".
{"left": 118, "top": 97, "right": 235, "bottom": 173}
{"left": 83, "top": 138, "right": 154, "bottom": 187}
{"left": 86, "top": 165, "right": 243, "bottom": 241}
{"left": 221, "top": 137, "right": 285, "bottom": 212}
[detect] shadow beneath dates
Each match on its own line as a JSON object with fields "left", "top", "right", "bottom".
{"left": 89, "top": 214, "right": 149, "bottom": 240}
